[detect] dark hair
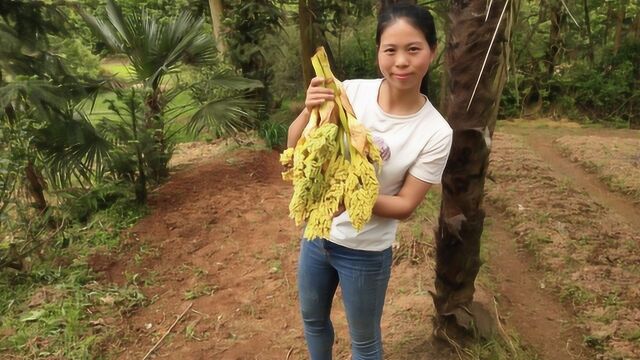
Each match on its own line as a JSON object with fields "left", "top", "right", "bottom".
{"left": 376, "top": 4, "right": 437, "bottom": 97}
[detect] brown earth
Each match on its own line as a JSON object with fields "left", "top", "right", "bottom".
{"left": 487, "top": 123, "right": 640, "bottom": 359}
{"left": 95, "top": 120, "right": 640, "bottom": 360}
{"left": 97, "top": 145, "right": 461, "bottom": 360}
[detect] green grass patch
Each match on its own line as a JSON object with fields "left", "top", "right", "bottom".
{"left": 0, "top": 200, "right": 147, "bottom": 359}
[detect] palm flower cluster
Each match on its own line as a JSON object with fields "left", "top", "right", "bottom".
{"left": 281, "top": 47, "right": 382, "bottom": 240}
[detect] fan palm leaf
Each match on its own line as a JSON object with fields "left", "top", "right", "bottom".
{"left": 33, "top": 110, "right": 111, "bottom": 188}
{"left": 186, "top": 96, "right": 263, "bottom": 139}
{"left": 82, "top": 0, "right": 216, "bottom": 89}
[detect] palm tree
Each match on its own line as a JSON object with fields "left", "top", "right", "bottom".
{"left": 80, "top": 0, "right": 263, "bottom": 199}
{"left": 431, "top": 0, "right": 514, "bottom": 336}
{"left": 0, "top": 1, "right": 110, "bottom": 212}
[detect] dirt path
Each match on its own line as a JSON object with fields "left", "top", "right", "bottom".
{"left": 518, "top": 129, "right": 640, "bottom": 229}
{"left": 487, "top": 124, "right": 640, "bottom": 359}
{"left": 99, "top": 148, "right": 459, "bottom": 360}
{"left": 483, "top": 207, "right": 591, "bottom": 360}
{"left": 97, "top": 121, "right": 639, "bottom": 359}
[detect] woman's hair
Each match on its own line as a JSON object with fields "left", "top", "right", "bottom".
{"left": 375, "top": 3, "right": 437, "bottom": 97}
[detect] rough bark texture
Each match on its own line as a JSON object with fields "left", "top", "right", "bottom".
{"left": 432, "top": 0, "right": 510, "bottom": 335}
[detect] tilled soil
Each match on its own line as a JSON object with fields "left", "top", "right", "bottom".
{"left": 487, "top": 131, "right": 640, "bottom": 359}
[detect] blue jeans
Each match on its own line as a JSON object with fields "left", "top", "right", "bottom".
{"left": 297, "top": 238, "right": 392, "bottom": 360}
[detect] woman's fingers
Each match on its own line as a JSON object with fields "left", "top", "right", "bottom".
{"left": 305, "top": 77, "right": 334, "bottom": 110}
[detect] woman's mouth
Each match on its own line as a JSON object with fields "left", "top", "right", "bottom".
{"left": 393, "top": 73, "right": 412, "bottom": 80}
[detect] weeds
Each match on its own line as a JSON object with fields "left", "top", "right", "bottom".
{"left": 0, "top": 201, "right": 145, "bottom": 358}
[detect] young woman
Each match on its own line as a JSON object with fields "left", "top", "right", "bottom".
{"left": 287, "top": 4, "right": 453, "bottom": 359}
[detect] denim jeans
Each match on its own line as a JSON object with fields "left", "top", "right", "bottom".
{"left": 297, "top": 238, "right": 392, "bottom": 360}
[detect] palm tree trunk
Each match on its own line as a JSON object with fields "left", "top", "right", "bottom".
{"left": 432, "top": 0, "right": 512, "bottom": 334}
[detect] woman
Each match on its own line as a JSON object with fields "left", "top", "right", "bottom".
{"left": 287, "top": 4, "right": 453, "bottom": 359}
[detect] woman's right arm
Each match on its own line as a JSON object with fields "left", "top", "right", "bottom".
{"left": 287, "top": 77, "right": 334, "bottom": 148}
{"left": 287, "top": 108, "right": 311, "bottom": 148}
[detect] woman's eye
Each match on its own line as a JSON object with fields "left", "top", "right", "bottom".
{"left": 409, "top": 47, "right": 420, "bottom": 52}
{"left": 384, "top": 49, "right": 395, "bottom": 54}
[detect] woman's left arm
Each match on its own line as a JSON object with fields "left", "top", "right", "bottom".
{"left": 372, "top": 175, "right": 433, "bottom": 220}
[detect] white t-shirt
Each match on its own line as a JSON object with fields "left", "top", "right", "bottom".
{"left": 329, "top": 78, "right": 453, "bottom": 251}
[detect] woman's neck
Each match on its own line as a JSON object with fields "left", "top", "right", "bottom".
{"left": 377, "top": 79, "right": 426, "bottom": 116}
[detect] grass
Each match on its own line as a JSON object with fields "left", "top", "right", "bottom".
{"left": 0, "top": 200, "right": 147, "bottom": 359}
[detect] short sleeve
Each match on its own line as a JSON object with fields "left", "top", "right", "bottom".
{"left": 408, "top": 127, "right": 453, "bottom": 184}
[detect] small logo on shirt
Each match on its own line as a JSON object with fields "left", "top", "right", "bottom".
{"left": 373, "top": 136, "right": 390, "bottom": 161}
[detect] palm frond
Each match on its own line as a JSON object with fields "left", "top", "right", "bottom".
{"left": 34, "top": 111, "right": 112, "bottom": 188}
{"left": 203, "top": 70, "right": 264, "bottom": 91}
{"left": 186, "top": 96, "right": 263, "bottom": 138}
{"left": 83, "top": 0, "right": 216, "bottom": 88}
{"left": 0, "top": 79, "right": 68, "bottom": 115}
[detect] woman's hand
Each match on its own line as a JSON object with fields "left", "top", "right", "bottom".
{"left": 305, "top": 77, "right": 334, "bottom": 112}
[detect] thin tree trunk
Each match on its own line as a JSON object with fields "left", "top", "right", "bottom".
{"left": 633, "top": 10, "right": 640, "bottom": 40}
{"left": 131, "top": 91, "right": 147, "bottom": 204}
{"left": 299, "top": 0, "right": 314, "bottom": 88}
{"left": 634, "top": 11, "right": 640, "bottom": 40}
{"left": 25, "top": 160, "right": 47, "bottom": 212}
{"left": 613, "top": 0, "right": 627, "bottom": 55}
{"left": 298, "top": 0, "right": 335, "bottom": 88}
{"left": 546, "top": 1, "right": 563, "bottom": 78}
{"left": 603, "top": 2, "right": 613, "bottom": 47}
{"left": 433, "top": 0, "right": 512, "bottom": 336}
{"left": 208, "top": 0, "right": 227, "bottom": 57}
{"left": 583, "top": 0, "right": 594, "bottom": 63}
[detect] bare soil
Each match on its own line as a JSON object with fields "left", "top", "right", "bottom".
{"left": 554, "top": 135, "right": 640, "bottom": 205}
{"left": 96, "top": 120, "right": 640, "bottom": 360}
{"left": 487, "top": 128, "right": 640, "bottom": 359}
{"left": 98, "top": 144, "right": 460, "bottom": 360}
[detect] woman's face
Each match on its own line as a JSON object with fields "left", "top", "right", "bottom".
{"left": 377, "top": 19, "right": 436, "bottom": 92}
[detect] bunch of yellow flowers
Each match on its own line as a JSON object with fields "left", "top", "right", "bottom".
{"left": 280, "top": 47, "right": 382, "bottom": 240}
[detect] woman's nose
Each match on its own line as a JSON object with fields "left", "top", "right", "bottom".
{"left": 395, "top": 54, "right": 409, "bottom": 67}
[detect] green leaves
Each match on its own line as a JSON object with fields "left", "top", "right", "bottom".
{"left": 83, "top": 0, "right": 216, "bottom": 89}
{"left": 187, "top": 96, "right": 262, "bottom": 138}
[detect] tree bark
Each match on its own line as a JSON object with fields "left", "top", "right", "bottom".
{"left": 208, "top": 0, "right": 227, "bottom": 57}
{"left": 298, "top": 0, "right": 335, "bottom": 88}
{"left": 25, "top": 160, "right": 47, "bottom": 212}
{"left": 546, "top": 1, "right": 563, "bottom": 78}
{"left": 613, "top": 0, "right": 627, "bottom": 55}
{"left": 583, "top": 0, "right": 594, "bottom": 64}
{"left": 299, "top": 0, "right": 315, "bottom": 88}
{"left": 433, "top": 0, "right": 511, "bottom": 336}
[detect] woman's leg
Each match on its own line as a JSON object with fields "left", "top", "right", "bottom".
{"left": 298, "top": 239, "right": 339, "bottom": 360}
{"left": 327, "top": 242, "right": 392, "bottom": 360}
